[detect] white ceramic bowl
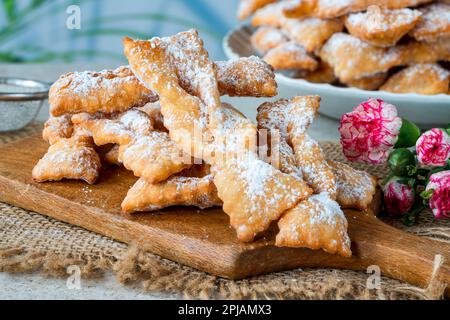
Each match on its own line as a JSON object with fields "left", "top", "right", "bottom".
{"left": 223, "top": 26, "right": 450, "bottom": 128}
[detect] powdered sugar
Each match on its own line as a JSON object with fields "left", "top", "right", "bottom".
{"left": 346, "top": 6, "right": 421, "bottom": 32}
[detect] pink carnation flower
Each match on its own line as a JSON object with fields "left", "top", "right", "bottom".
{"left": 339, "top": 98, "right": 402, "bottom": 164}
{"left": 416, "top": 128, "right": 450, "bottom": 167}
{"left": 383, "top": 177, "right": 415, "bottom": 215}
{"left": 426, "top": 171, "right": 450, "bottom": 219}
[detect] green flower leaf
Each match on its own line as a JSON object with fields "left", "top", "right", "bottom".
{"left": 395, "top": 119, "right": 421, "bottom": 148}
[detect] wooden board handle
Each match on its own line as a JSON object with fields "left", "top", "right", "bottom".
{"left": 348, "top": 211, "right": 450, "bottom": 298}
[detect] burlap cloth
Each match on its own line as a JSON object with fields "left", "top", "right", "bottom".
{"left": 1, "top": 123, "right": 449, "bottom": 300}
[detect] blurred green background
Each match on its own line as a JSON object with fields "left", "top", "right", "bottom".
{"left": 0, "top": 0, "right": 239, "bottom": 63}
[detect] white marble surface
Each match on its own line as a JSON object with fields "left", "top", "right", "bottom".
{"left": 0, "top": 63, "right": 341, "bottom": 300}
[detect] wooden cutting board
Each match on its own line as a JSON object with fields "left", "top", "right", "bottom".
{"left": 0, "top": 135, "right": 449, "bottom": 297}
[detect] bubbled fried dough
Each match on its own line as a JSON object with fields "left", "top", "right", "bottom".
{"left": 276, "top": 193, "right": 352, "bottom": 258}
{"left": 292, "top": 61, "right": 337, "bottom": 84}
{"left": 72, "top": 109, "right": 190, "bottom": 183}
{"left": 251, "top": 1, "right": 286, "bottom": 28}
{"left": 214, "top": 56, "right": 277, "bottom": 98}
{"left": 42, "top": 114, "right": 74, "bottom": 145}
{"left": 123, "top": 31, "right": 215, "bottom": 161}
{"left": 380, "top": 63, "right": 450, "bottom": 95}
{"left": 344, "top": 6, "right": 422, "bottom": 47}
{"left": 264, "top": 41, "right": 318, "bottom": 71}
{"left": 282, "top": 0, "right": 433, "bottom": 19}
{"left": 250, "top": 26, "right": 289, "bottom": 55}
{"left": 122, "top": 168, "right": 222, "bottom": 213}
{"left": 237, "top": 0, "right": 277, "bottom": 20}
{"left": 289, "top": 132, "right": 337, "bottom": 199}
{"left": 49, "top": 58, "right": 278, "bottom": 118}
{"left": 410, "top": 3, "right": 450, "bottom": 42}
{"left": 397, "top": 40, "right": 450, "bottom": 66}
{"left": 281, "top": 17, "right": 344, "bottom": 52}
{"left": 328, "top": 161, "right": 377, "bottom": 211}
{"left": 319, "top": 33, "right": 402, "bottom": 82}
{"left": 343, "top": 73, "right": 388, "bottom": 91}
{"left": 49, "top": 66, "right": 158, "bottom": 117}
{"left": 214, "top": 153, "right": 312, "bottom": 242}
{"left": 32, "top": 132, "right": 101, "bottom": 184}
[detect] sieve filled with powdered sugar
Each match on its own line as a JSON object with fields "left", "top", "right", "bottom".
{"left": 0, "top": 77, "right": 49, "bottom": 132}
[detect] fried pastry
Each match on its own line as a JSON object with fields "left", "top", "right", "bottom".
{"left": 257, "top": 97, "right": 377, "bottom": 210}
{"left": 122, "top": 167, "right": 222, "bottom": 213}
{"left": 283, "top": 0, "right": 433, "bottom": 19}
{"left": 215, "top": 104, "right": 311, "bottom": 243}
{"left": 213, "top": 153, "right": 312, "bottom": 242}
{"left": 380, "top": 63, "right": 450, "bottom": 95}
{"left": 410, "top": 3, "right": 450, "bottom": 42}
{"left": 319, "top": 33, "right": 402, "bottom": 82}
{"left": 343, "top": 73, "right": 388, "bottom": 90}
{"left": 123, "top": 31, "right": 216, "bottom": 161}
{"left": 136, "top": 101, "right": 166, "bottom": 132}
{"left": 32, "top": 131, "right": 101, "bottom": 184}
{"left": 264, "top": 41, "right": 318, "bottom": 71}
{"left": 50, "top": 57, "right": 277, "bottom": 118}
{"left": 276, "top": 193, "right": 352, "bottom": 257}
{"left": 281, "top": 17, "right": 344, "bottom": 52}
{"left": 73, "top": 109, "right": 190, "bottom": 183}
{"left": 328, "top": 161, "right": 377, "bottom": 211}
{"left": 397, "top": 40, "right": 450, "bottom": 65}
{"left": 42, "top": 114, "right": 74, "bottom": 145}
{"left": 289, "top": 132, "right": 337, "bottom": 198}
{"left": 237, "top": 0, "right": 277, "bottom": 20}
{"left": 257, "top": 96, "right": 337, "bottom": 198}
{"left": 344, "top": 6, "right": 422, "bottom": 47}
{"left": 49, "top": 66, "right": 158, "bottom": 117}
{"left": 215, "top": 56, "right": 277, "bottom": 97}
{"left": 250, "top": 26, "right": 289, "bottom": 54}
{"left": 251, "top": 1, "right": 286, "bottom": 28}
{"left": 292, "top": 61, "right": 337, "bottom": 84}
{"left": 103, "top": 144, "right": 121, "bottom": 165}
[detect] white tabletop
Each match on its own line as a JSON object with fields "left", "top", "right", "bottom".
{"left": 0, "top": 63, "right": 341, "bottom": 300}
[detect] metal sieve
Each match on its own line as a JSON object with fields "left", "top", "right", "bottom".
{"left": 0, "top": 77, "right": 50, "bottom": 132}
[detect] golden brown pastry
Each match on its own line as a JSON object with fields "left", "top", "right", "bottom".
{"left": 250, "top": 26, "right": 289, "bottom": 54}
{"left": 123, "top": 31, "right": 214, "bottom": 161}
{"left": 282, "top": 0, "right": 433, "bottom": 19}
{"left": 293, "top": 61, "right": 337, "bottom": 84}
{"left": 49, "top": 66, "right": 158, "bottom": 117}
{"left": 32, "top": 131, "right": 101, "bottom": 184}
{"left": 72, "top": 109, "right": 190, "bottom": 183}
{"left": 103, "top": 144, "right": 121, "bottom": 165}
{"left": 410, "top": 3, "right": 450, "bottom": 42}
{"left": 213, "top": 153, "right": 312, "bottom": 242}
{"left": 343, "top": 73, "right": 388, "bottom": 90}
{"left": 124, "top": 30, "right": 312, "bottom": 243}
{"left": 281, "top": 17, "right": 344, "bottom": 52}
{"left": 397, "top": 39, "right": 450, "bottom": 65}
{"left": 276, "top": 193, "right": 352, "bottom": 257}
{"left": 344, "top": 5, "right": 422, "bottom": 47}
{"left": 42, "top": 115, "right": 74, "bottom": 145}
{"left": 328, "top": 160, "right": 378, "bottom": 211}
{"left": 319, "top": 33, "right": 402, "bottom": 82}
{"left": 215, "top": 56, "right": 277, "bottom": 97}
{"left": 122, "top": 165, "right": 222, "bottom": 213}
{"left": 264, "top": 41, "right": 318, "bottom": 71}
{"left": 251, "top": 1, "right": 286, "bottom": 27}
{"left": 380, "top": 63, "right": 450, "bottom": 95}
{"left": 237, "top": 0, "right": 277, "bottom": 20}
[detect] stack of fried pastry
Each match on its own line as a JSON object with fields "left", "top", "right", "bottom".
{"left": 33, "top": 29, "right": 379, "bottom": 257}
{"left": 240, "top": 0, "right": 450, "bottom": 94}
